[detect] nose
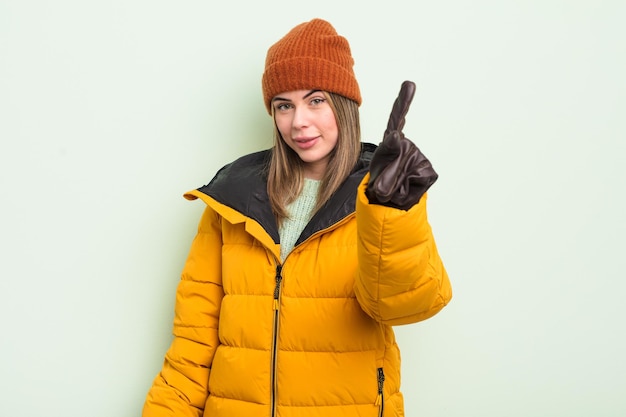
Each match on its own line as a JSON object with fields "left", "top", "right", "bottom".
{"left": 292, "top": 105, "right": 310, "bottom": 129}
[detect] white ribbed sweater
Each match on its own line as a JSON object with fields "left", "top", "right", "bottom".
{"left": 279, "top": 179, "right": 320, "bottom": 261}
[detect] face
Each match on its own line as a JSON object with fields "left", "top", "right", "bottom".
{"left": 272, "top": 90, "right": 339, "bottom": 180}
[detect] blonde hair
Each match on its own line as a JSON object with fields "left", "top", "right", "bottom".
{"left": 267, "top": 92, "right": 361, "bottom": 225}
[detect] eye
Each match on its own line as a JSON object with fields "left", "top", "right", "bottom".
{"left": 274, "top": 102, "right": 293, "bottom": 112}
{"left": 309, "top": 97, "right": 326, "bottom": 106}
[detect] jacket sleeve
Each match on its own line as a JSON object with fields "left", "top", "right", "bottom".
{"left": 143, "top": 207, "right": 225, "bottom": 417}
{"left": 354, "top": 174, "right": 452, "bottom": 326}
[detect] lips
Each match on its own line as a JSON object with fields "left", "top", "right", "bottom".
{"left": 293, "top": 136, "right": 319, "bottom": 150}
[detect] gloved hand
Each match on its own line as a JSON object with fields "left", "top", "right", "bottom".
{"left": 366, "top": 80, "right": 438, "bottom": 210}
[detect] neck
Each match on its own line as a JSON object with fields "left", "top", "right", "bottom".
{"left": 303, "top": 161, "right": 327, "bottom": 180}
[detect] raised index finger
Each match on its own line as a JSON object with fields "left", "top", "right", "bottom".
{"left": 385, "top": 80, "right": 416, "bottom": 136}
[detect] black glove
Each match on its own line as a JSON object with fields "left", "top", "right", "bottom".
{"left": 366, "top": 80, "right": 438, "bottom": 210}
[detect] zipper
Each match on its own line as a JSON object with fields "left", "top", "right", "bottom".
{"left": 375, "top": 367, "right": 385, "bottom": 417}
{"left": 272, "top": 264, "right": 283, "bottom": 311}
{"left": 268, "top": 215, "right": 353, "bottom": 416}
{"left": 270, "top": 263, "right": 283, "bottom": 417}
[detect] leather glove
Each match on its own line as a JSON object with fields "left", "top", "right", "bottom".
{"left": 366, "top": 80, "right": 438, "bottom": 210}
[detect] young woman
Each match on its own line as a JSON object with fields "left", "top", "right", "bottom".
{"left": 143, "top": 18, "right": 452, "bottom": 417}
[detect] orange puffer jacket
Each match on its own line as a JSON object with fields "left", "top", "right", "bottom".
{"left": 143, "top": 145, "right": 452, "bottom": 417}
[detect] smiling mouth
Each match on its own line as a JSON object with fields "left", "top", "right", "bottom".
{"left": 293, "top": 136, "right": 318, "bottom": 149}
{"left": 294, "top": 136, "right": 317, "bottom": 143}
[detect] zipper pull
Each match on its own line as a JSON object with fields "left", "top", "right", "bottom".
{"left": 376, "top": 367, "right": 385, "bottom": 405}
{"left": 273, "top": 265, "right": 283, "bottom": 311}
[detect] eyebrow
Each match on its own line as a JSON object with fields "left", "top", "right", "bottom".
{"left": 272, "top": 90, "right": 322, "bottom": 102}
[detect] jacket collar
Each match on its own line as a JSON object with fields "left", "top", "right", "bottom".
{"left": 191, "top": 143, "right": 376, "bottom": 246}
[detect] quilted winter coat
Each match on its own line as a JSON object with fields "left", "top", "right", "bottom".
{"left": 143, "top": 144, "right": 452, "bottom": 417}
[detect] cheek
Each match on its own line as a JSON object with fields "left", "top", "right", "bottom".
{"left": 322, "top": 114, "right": 339, "bottom": 142}
{"left": 274, "top": 116, "right": 291, "bottom": 139}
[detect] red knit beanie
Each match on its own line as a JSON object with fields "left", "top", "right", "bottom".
{"left": 262, "top": 18, "right": 362, "bottom": 114}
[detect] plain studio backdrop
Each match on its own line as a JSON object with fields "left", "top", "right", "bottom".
{"left": 1, "top": 1, "right": 624, "bottom": 416}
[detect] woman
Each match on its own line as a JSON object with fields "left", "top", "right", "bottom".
{"left": 143, "top": 18, "right": 452, "bottom": 417}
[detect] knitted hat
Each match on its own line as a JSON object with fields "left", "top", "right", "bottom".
{"left": 262, "top": 18, "right": 361, "bottom": 113}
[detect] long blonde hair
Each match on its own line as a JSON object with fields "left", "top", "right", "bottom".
{"left": 267, "top": 92, "right": 361, "bottom": 225}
